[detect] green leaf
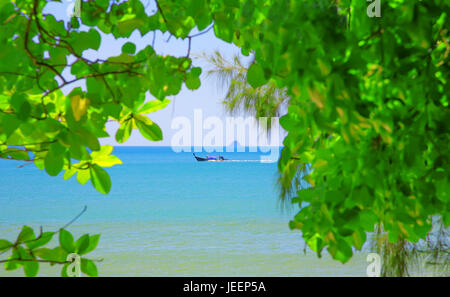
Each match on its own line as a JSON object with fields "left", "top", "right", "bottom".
{"left": 185, "top": 67, "right": 202, "bottom": 90}
{"left": 0, "top": 239, "right": 12, "bottom": 252}
{"left": 91, "top": 145, "right": 113, "bottom": 156}
{"left": 23, "top": 261, "right": 39, "bottom": 277}
{"left": 70, "top": 29, "right": 101, "bottom": 55}
{"left": 81, "top": 258, "right": 98, "bottom": 277}
{"left": 329, "top": 239, "right": 353, "bottom": 263}
{"left": 4, "top": 248, "right": 21, "bottom": 271}
{"left": 247, "top": 63, "right": 267, "bottom": 88}
{"left": 306, "top": 233, "right": 324, "bottom": 256}
{"left": 76, "top": 168, "right": 91, "bottom": 185}
{"left": 190, "top": 67, "right": 202, "bottom": 77}
{"left": 83, "top": 234, "right": 100, "bottom": 255}
{"left": 91, "top": 145, "right": 122, "bottom": 167}
{"left": 61, "top": 263, "right": 70, "bottom": 277}
{"left": 34, "top": 247, "right": 68, "bottom": 263}
{"left": 115, "top": 119, "right": 133, "bottom": 143}
{"left": 122, "top": 42, "right": 136, "bottom": 54}
{"left": 137, "top": 99, "right": 170, "bottom": 114}
{"left": 7, "top": 149, "right": 30, "bottom": 161}
{"left": 90, "top": 164, "right": 111, "bottom": 194}
{"left": 4, "top": 260, "right": 21, "bottom": 271}
{"left": 134, "top": 115, "right": 163, "bottom": 141}
{"left": 185, "top": 74, "right": 201, "bottom": 90}
{"left": 71, "top": 60, "right": 90, "bottom": 77}
{"left": 17, "top": 225, "right": 35, "bottom": 243}
{"left": 75, "top": 128, "right": 100, "bottom": 151}
{"left": 63, "top": 167, "right": 77, "bottom": 180}
{"left": 352, "top": 230, "right": 366, "bottom": 251}
{"left": 92, "top": 153, "right": 122, "bottom": 167}
{"left": 70, "top": 94, "right": 89, "bottom": 122}
{"left": 70, "top": 16, "right": 80, "bottom": 29}
{"left": 10, "top": 93, "right": 30, "bottom": 120}
{"left": 42, "top": 14, "right": 66, "bottom": 36}
{"left": 26, "top": 232, "right": 54, "bottom": 250}
{"left": 59, "top": 229, "right": 75, "bottom": 253}
{"left": 359, "top": 210, "right": 378, "bottom": 232}
{"left": 75, "top": 234, "right": 90, "bottom": 255}
{"left": 44, "top": 142, "right": 65, "bottom": 177}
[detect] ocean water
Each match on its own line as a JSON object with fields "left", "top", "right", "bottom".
{"left": 0, "top": 146, "right": 368, "bottom": 276}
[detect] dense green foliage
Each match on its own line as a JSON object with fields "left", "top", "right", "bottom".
{"left": 201, "top": 36, "right": 449, "bottom": 276}
{"left": 0, "top": 0, "right": 448, "bottom": 275}
{"left": 271, "top": 1, "right": 449, "bottom": 263}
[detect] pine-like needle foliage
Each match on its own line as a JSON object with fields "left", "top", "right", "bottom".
{"left": 196, "top": 51, "right": 289, "bottom": 129}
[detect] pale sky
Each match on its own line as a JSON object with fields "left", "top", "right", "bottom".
{"left": 44, "top": 1, "right": 284, "bottom": 147}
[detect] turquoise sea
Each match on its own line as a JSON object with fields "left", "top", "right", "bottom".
{"left": 0, "top": 146, "right": 368, "bottom": 276}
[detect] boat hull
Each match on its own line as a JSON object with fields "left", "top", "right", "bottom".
{"left": 193, "top": 154, "right": 226, "bottom": 162}
{"left": 194, "top": 156, "right": 209, "bottom": 161}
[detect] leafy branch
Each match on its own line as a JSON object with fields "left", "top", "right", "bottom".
{"left": 0, "top": 206, "right": 101, "bottom": 277}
